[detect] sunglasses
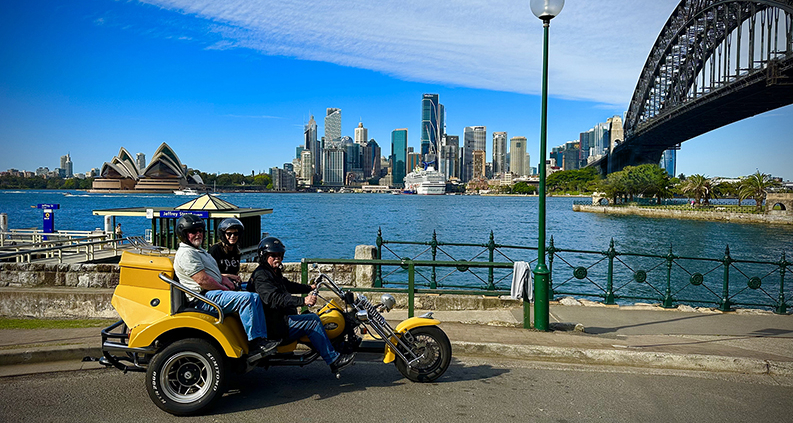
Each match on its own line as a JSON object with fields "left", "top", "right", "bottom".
{"left": 226, "top": 232, "right": 239, "bottom": 237}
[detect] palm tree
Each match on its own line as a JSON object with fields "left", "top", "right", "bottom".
{"left": 681, "top": 174, "right": 712, "bottom": 206}
{"left": 739, "top": 171, "right": 779, "bottom": 213}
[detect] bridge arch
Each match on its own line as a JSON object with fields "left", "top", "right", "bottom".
{"left": 625, "top": 0, "right": 793, "bottom": 137}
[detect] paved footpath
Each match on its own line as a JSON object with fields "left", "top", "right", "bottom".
{"left": 2, "top": 303, "right": 792, "bottom": 378}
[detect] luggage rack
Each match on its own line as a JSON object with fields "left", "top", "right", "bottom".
{"left": 126, "top": 236, "right": 169, "bottom": 255}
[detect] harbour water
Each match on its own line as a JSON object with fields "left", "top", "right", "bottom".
{"left": 1, "top": 190, "right": 791, "bottom": 262}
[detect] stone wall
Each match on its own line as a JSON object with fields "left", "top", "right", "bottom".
{"left": 573, "top": 204, "right": 793, "bottom": 225}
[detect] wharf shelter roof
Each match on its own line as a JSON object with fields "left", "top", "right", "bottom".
{"left": 92, "top": 194, "right": 272, "bottom": 219}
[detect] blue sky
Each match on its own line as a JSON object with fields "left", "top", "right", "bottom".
{"left": 1, "top": 0, "right": 791, "bottom": 180}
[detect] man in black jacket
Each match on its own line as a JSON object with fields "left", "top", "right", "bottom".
{"left": 248, "top": 237, "right": 355, "bottom": 374}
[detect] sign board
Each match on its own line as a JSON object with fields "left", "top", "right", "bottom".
{"left": 37, "top": 204, "right": 60, "bottom": 210}
{"left": 160, "top": 210, "right": 209, "bottom": 219}
{"left": 146, "top": 209, "right": 154, "bottom": 219}
{"left": 43, "top": 210, "right": 54, "bottom": 234}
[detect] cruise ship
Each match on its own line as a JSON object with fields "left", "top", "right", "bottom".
{"left": 403, "top": 164, "right": 446, "bottom": 195}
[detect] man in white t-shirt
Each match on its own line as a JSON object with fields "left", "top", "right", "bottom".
{"left": 173, "top": 214, "right": 278, "bottom": 359}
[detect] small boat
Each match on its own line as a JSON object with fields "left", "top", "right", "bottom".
{"left": 173, "top": 188, "right": 199, "bottom": 196}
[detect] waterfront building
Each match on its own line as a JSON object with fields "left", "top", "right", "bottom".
{"left": 92, "top": 143, "right": 204, "bottom": 192}
{"left": 354, "top": 122, "right": 368, "bottom": 146}
{"left": 472, "top": 150, "right": 486, "bottom": 179}
{"left": 510, "top": 136, "right": 527, "bottom": 177}
{"left": 283, "top": 163, "right": 294, "bottom": 173}
{"left": 579, "top": 130, "right": 592, "bottom": 167}
{"left": 271, "top": 167, "right": 297, "bottom": 191}
{"left": 391, "top": 129, "right": 408, "bottom": 188}
{"left": 421, "top": 94, "right": 441, "bottom": 159}
{"left": 35, "top": 167, "right": 49, "bottom": 176}
{"left": 135, "top": 153, "right": 146, "bottom": 172}
{"left": 362, "top": 139, "right": 381, "bottom": 179}
{"left": 322, "top": 146, "right": 345, "bottom": 186}
{"left": 300, "top": 150, "right": 313, "bottom": 186}
{"left": 493, "top": 132, "right": 507, "bottom": 175}
{"left": 60, "top": 154, "right": 73, "bottom": 178}
{"left": 523, "top": 153, "right": 532, "bottom": 176}
{"left": 462, "top": 126, "right": 486, "bottom": 182}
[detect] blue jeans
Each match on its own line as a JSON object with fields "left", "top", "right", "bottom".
{"left": 198, "top": 290, "right": 268, "bottom": 341}
{"left": 287, "top": 314, "right": 340, "bottom": 365}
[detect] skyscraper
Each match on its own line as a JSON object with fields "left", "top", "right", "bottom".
{"left": 439, "top": 135, "right": 459, "bottom": 180}
{"left": 322, "top": 146, "right": 345, "bottom": 186}
{"left": 325, "top": 108, "right": 341, "bottom": 144}
{"left": 660, "top": 146, "right": 678, "bottom": 177}
{"left": 363, "top": 139, "right": 381, "bottom": 179}
{"left": 462, "top": 126, "right": 486, "bottom": 182}
{"left": 510, "top": 137, "right": 527, "bottom": 177}
{"left": 492, "top": 132, "right": 507, "bottom": 175}
{"left": 472, "top": 150, "right": 486, "bottom": 180}
{"left": 60, "top": 154, "right": 73, "bottom": 178}
{"left": 304, "top": 115, "right": 320, "bottom": 180}
{"left": 300, "top": 150, "right": 313, "bottom": 185}
{"left": 421, "top": 94, "right": 440, "bottom": 159}
{"left": 135, "top": 153, "right": 146, "bottom": 173}
{"left": 354, "top": 122, "right": 368, "bottom": 146}
{"left": 391, "top": 129, "right": 408, "bottom": 188}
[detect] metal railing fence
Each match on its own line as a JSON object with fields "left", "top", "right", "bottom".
{"left": 366, "top": 230, "right": 792, "bottom": 314}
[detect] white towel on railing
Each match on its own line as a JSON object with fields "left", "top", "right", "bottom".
{"left": 511, "top": 261, "right": 532, "bottom": 301}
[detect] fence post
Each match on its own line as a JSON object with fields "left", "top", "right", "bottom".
{"left": 487, "top": 231, "right": 495, "bottom": 290}
{"left": 300, "top": 259, "right": 308, "bottom": 285}
{"left": 662, "top": 245, "right": 675, "bottom": 308}
{"left": 547, "top": 236, "right": 556, "bottom": 302}
{"left": 776, "top": 251, "right": 787, "bottom": 315}
{"left": 430, "top": 230, "right": 438, "bottom": 289}
{"left": 375, "top": 227, "right": 383, "bottom": 288}
{"left": 605, "top": 239, "right": 616, "bottom": 305}
{"left": 408, "top": 260, "right": 415, "bottom": 318}
{"left": 719, "top": 245, "right": 733, "bottom": 312}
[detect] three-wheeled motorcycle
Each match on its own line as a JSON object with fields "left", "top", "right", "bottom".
{"left": 100, "top": 252, "right": 451, "bottom": 415}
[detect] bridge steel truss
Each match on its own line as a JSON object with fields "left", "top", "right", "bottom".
{"left": 597, "top": 0, "right": 793, "bottom": 174}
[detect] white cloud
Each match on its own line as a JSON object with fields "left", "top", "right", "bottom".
{"left": 139, "top": 0, "right": 680, "bottom": 107}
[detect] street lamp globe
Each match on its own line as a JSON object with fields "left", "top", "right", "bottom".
{"left": 530, "top": 0, "right": 564, "bottom": 20}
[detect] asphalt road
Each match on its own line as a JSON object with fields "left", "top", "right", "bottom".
{"left": 2, "top": 354, "right": 792, "bottom": 422}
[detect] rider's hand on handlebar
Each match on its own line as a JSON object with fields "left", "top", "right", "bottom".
{"left": 304, "top": 294, "right": 317, "bottom": 306}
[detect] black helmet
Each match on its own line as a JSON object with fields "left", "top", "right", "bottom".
{"left": 257, "top": 237, "right": 286, "bottom": 262}
{"left": 217, "top": 218, "right": 244, "bottom": 245}
{"left": 176, "top": 214, "right": 205, "bottom": 245}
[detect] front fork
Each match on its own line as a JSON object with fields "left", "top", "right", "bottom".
{"left": 374, "top": 316, "right": 441, "bottom": 366}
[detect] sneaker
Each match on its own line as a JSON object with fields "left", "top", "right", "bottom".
{"left": 329, "top": 352, "right": 355, "bottom": 375}
{"left": 248, "top": 338, "right": 280, "bottom": 361}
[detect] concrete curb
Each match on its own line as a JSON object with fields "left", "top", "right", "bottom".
{"left": 4, "top": 341, "right": 793, "bottom": 379}
{"left": 451, "top": 341, "right": 793, "bottom": 376}
{"left": 0, "top": 345, "right": 101, "bottom": 366}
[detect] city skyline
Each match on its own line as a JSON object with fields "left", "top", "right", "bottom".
{"left": 1, "top": 0, "right": 791, "bottom": 180}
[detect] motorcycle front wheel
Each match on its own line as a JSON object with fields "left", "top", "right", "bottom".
{"left": 394, "top": 326, "right": 451, "bottom": 382}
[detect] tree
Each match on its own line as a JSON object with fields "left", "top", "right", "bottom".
{"left": 739, "top": 171, "right": 780, "bottom": 213}
{"left": 512, "top": 181, "right": 536, "bottom": 194}
{"left": 599, "top": 170, "right": 628, "bottom": 204}
{"left": 546, "top": 167, "right": 600, "bottom": 193}
{"left": 680, "top": 174, "right": 713, "bottom": 206}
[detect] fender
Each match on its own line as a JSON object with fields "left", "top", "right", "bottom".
{"left": 382, "top": 317, "right": 441, "bottom": 364}
{"left": 128, "top": 312, "right": 248, "bottom": 358}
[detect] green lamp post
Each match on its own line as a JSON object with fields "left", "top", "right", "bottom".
{"left": 530, "top": 0, "right": 564, "bottom": 331}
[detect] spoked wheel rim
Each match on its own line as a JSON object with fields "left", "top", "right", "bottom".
{"left": 159, "top": 351, "right": 214, "bottom": 404}
{"left": 409, "top": 333, "right": 442, "bottom": 371}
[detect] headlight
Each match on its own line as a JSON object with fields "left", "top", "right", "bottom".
{"left": 380, "top": 294, "right": 396, "bottom": 312}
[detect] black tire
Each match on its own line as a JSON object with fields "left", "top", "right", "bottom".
{"left": 394, "top": 326, "right": 452, "bottom": 382}
{"left": 145, "top": 338, "right": 226, "bottom": 416}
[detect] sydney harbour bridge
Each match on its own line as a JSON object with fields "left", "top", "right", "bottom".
{"left": 590, "top": 0, "right": 793, "bottom": 174}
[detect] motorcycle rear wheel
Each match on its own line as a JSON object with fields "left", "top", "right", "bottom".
{"left": 145, "top": 338, "right": 226, "bottom": 416}
{"left": 394, "top": 326, "right": 451, "bottom": 382}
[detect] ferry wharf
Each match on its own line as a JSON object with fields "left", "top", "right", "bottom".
{"left": 1, "top": 302, "right": 792, "bottom": 379}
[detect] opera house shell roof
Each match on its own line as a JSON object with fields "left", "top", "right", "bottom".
{"left": 92, "top": 143, "right": 205, "bottom": 193}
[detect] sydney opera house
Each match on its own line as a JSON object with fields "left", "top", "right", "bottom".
{"left": 91, "top": 143, "right": 206, "bottom": 193}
